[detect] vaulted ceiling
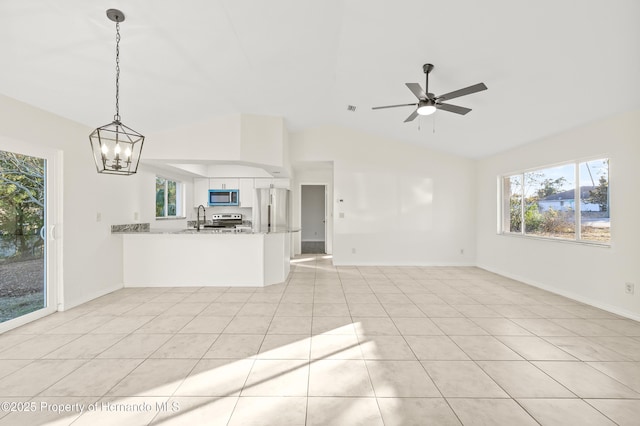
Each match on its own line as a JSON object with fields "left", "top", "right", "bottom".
{"left": 1, "top": 1, "right": 638, "bottom": 158}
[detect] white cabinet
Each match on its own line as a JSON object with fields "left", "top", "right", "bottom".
{"left": 193, "top": 178, "right": 209, "bottom": 208}
{"left": 254, "top": 178, "right": 290, "bottom": 189}
{"left": 239, "top": 178, "right": 254, "bottom": 208}
{"left": 210, "top": 178, "right": 239, "bottom": 190}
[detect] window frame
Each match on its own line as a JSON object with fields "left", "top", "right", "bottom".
{"left": 155, "top": 175, "right": 185, "bottom": 220}
{"left": 498, "top": 157, "right": 610, "bottom": 247}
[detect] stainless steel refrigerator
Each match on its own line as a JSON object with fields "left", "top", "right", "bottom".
{"left": 255, "top": 188, "right": 290, "bottom": 233}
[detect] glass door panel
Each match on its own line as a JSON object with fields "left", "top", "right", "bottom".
{"left": 0, "top": 150, "right": 46, "bottom": 323}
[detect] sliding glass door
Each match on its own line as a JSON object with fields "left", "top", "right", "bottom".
{"left": 0, "top": 146, "right": 57, "bottom": 330}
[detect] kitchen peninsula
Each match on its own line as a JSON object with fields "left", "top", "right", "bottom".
{"left": 118, "top": 113, "right": 295, "bottom": 287}
{"left": 117, "top": 229, "right": 291, "bottom": 287}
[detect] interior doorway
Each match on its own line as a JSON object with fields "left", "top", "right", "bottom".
{"left": 301, "top": 185, "right": 326, "bottom": 254}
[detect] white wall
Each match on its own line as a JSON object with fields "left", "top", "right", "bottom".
{"left": 0, "top": 94, "right": 133, "bottom": 309}
{"left": 0, "top": 95, "right": 197, "bottom": 310}
{"left": 240, "top": 114, "right": 285, "bottom": 167}
{"left": 476, "top": 110, "right": 640, "bottom": 319}
{"left": 137, "top": 165, "right": 191, "bottom": 230}
{"left": 145, "top": 114, "right": 242, "bottom": 161}
{"left": 290, "top": 126, "right": 476, "bottom": 265}
{"left": 145, "top": 113, "right": 286, "bottom": 169}
{"left": 6, "top": 89, "right": 635, "bottom": 320}
{"left": 301, "top": 185, "right": 326, "bottom": 242}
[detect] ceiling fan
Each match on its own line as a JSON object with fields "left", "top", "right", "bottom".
{"left": 372, "top": 63, "right": 487, "bottom": 122}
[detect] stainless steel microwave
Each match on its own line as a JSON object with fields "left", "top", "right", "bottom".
{"left": 208, "top": 189, "right": 239, "bottom": 206}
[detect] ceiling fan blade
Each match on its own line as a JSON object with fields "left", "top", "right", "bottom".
{"left": 436, "top": 103, "right": 472, "bottom": 115}
{"left": 404, "top": 110, "right": 419, "bottom": 122}
{"left": 405, "top": 83, "right": 427, "bottom": 100}
{"left": 372, "top": 103, "right": 417, "bottom": 110}
{"left": 437, "top": 82, "right": 487, "bottom": 102}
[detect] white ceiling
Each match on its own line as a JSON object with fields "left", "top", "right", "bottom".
{"left": 1, "top": 0, "right": 638, "bottom": 158}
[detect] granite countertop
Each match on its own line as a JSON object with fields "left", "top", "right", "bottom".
{"left": 111, "top": 223, "right": 300, "bottom": 235}
{"left": 112, "top": 228, "right": 255, "bottom": 235}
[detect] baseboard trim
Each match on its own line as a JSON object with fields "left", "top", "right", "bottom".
{"left": 59, "top": 282, "right": 123, "bottom": 311}
{"left": 330, "top": 260, "right": 477, "bottom": 267}
{"left": 478, "top": 264, "right": 640, "bottom": 322}
{"left": 123, "top": 282, "right": 264, "bottom": 288}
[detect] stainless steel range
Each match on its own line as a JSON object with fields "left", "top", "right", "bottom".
{"left": 210, "top": 213, "right": 242, "bottom": 228}
{"left": 206, "top": 214, "right": 252, "bottom": 233}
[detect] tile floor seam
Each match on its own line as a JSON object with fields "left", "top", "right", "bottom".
{"left": 583, "top": 334, "right": 639, "bottom": 360}
{"left": 515, "top": 396, "right": 630, "bottom": 425}
{"left": 302, "top": 267, "right": 317, "bottom": 425}
{"left": 477, "top": 359, "right": 578, "bottom": 400}
{"left": 30, "top": 333, "right": 88, "bottom": 360}
{"left": 92, "top": 287, "right": 233, "bottom": 423}
{"left": 2, "top": 256, "right": 640, "bottom": 425}
{"left": 582, "top": 397, "right": 631, "bottom": 424}
{"left": 59, "top": 333, "right": 131, "bottom": 360}
{"left": 19, "top": 358, "right": 92, "bottom": 399}
{"left": 567, "top": 360, "right": 640, "bottom": 396}
{"left": 194, "top": 281, "right": 276, "bottom": 426}
{"left": 499, "top": 398, "right": 545, "bottom": 425}
{"left": 538, "top": 334, "right": 632, "bottom": 362}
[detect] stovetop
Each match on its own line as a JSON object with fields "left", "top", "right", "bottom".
{"left": 209, "top": 213, "right": 243, "bottom": 228}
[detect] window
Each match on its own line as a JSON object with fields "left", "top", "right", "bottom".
{"left": 501, "top": 158, "right": 609, "bottom": 244}
{"left": 155, "top": 176, "right": 184, "bottom": 218}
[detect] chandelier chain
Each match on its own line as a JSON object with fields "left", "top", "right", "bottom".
{"left": 90, "top": 9, "right": 145, "bottom": 176}
{"left": 114, "top": 21, "right": 121, "bottom": 122}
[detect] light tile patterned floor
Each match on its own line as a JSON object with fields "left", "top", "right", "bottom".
{"left": 0, "top": 254, "right": 639, "bottom": 425}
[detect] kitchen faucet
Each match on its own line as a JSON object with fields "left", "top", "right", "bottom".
{"left": 196, "top": 205, "right": 206, "bottom": 231}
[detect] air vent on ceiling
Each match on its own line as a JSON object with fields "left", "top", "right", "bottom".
{"left": 347, "top": 105, "right": 357, "bottom": 112}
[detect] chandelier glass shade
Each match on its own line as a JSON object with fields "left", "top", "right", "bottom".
{"left": 89, "top": 9, "right": 145, "bottom": 176}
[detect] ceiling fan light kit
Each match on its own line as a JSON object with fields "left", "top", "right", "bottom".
{"left": 416, "top": 102, "right": 436, "bottom": 116}
{"left": 372, "top": 63, "right": 487, "bottom": 122}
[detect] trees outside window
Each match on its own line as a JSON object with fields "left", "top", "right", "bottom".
{"left": 0, "top": 151, "right": 44, "bottom": 258}
{"left": 156, "top": 176, "right": 183, "bottom": 218}
{"left": 0, "top": 150, "right": 46, "bottom": 322}
{"left": 501, "top": 158, "right": 609, "bottom": 244}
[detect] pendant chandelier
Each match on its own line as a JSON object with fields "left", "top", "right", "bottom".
{"left": 89, "top": 9, "right": 145, "bottom": 175}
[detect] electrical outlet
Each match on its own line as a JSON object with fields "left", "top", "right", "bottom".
{"left": 625, "top": 282, "right": 635, "bottom": 295}
{"left": 460, "top": 249, "right": 464, "bottom": 255}
{"left": 96, "top": 212, "right": 102, "bottom": 222}
{"left": 351, "top": 248, "right": 356, "bottom": 254}
{"left": 134, "top": 211, "right": 139, "bottom": 221}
